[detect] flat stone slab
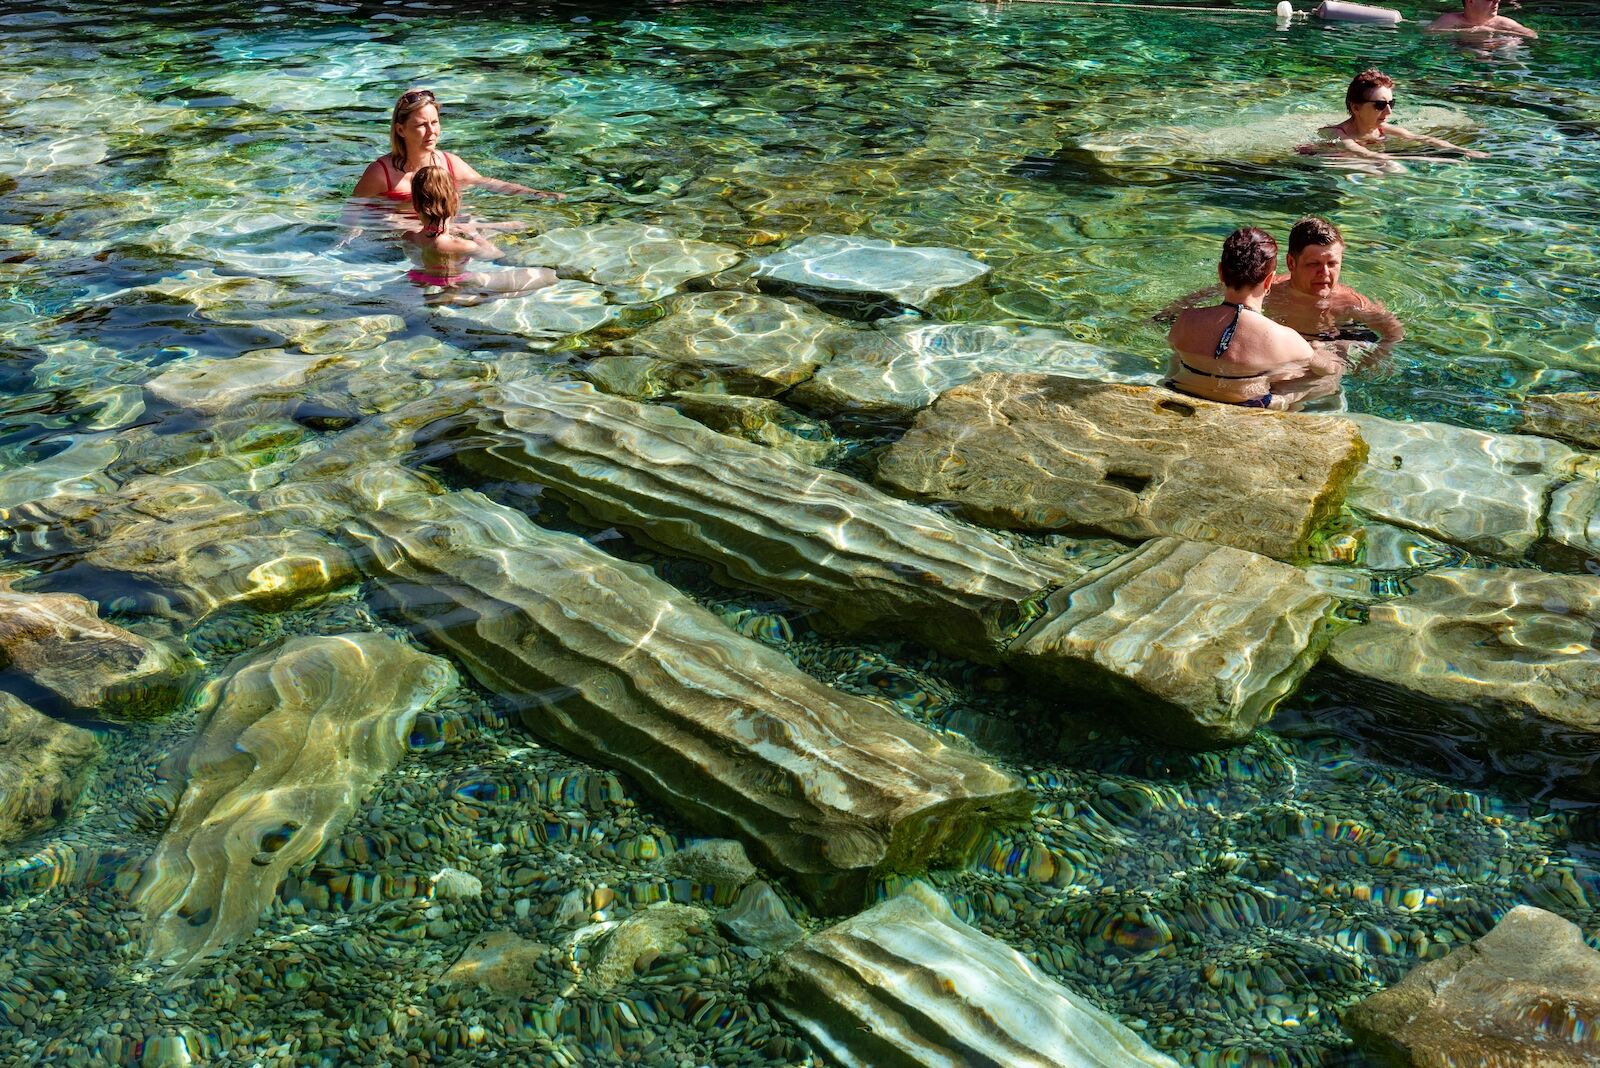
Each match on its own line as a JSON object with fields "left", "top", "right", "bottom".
{"left": 0, "top": 692, "right": 100, "bottom": 845}
{"left": 875, "top": 374, "right": 1367, "bottom": 562}
{"left": 1007, "top": 538, "right": 1334, "bottom": 747}
{"left": 1346, "top": 415, "right": 1579, "bottom": 559}
{"left": 461, "top": 379, "right": 1069, "bottom": 659}
{"left": 792, "top": 323, "right": 1159, "bottom": 421}
{"left": 758, "top": 881, "right": 1179, "bottom": 1068}
{"left": 1543, "top": 478, "right": 1600, "bottom": 571}
{"left": 507, "top": 220, "right": 742, "bottom": 302}
{"left": 134, "top": 633, "right": 457, "bottom": 969}
{"left": 342, "top": 489, "right": 1029, "bottom": 910}
{"left": 1328, "top": 568, "right": 1600, "bottom": 790}
{"left": 0, "top": 584, "right": 187, "bottom": 716}
{"left": 1345, "top": 905, "right": 1600, "bottom": 1067}
{"left": 612, "top": 291, "right": 847, "bottom": 395}
{"left": 668, "top": 391, "right": 845, "bottom": 467}
{"left": 1521, "top": 391, "right": 1600, "bottom": 450}
{"left": 434, "top": 279, "right": 618, "bottom": 347}
{"left": 752, "top": 234, "right": 990, "bottom": 309}
{"left": 0, "top": 435, "right": 119, "bottom": 512}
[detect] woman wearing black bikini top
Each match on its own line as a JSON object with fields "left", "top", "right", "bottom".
{"left": 1166, "top": 228, "right": 1345, "bottom": 411}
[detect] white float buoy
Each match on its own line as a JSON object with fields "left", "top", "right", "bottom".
{"left": 1275, "top": 1, "right": 1293, "bottom": 16}
{"left": 1313, "top": 0, "right": 1403, "bottom": 23}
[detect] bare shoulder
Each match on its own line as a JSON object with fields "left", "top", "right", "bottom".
{"left": 1494, "top": 15, "right": 1536, "bottom": 36}
{"left": 444, "top": 151, "right": 482, "bottom": 179}
{"left": 352, "top": 158, "right": 389, "bottom": 196}
{"left": 1265, "top": 316, "right": 1315, "bottom": 354}
{"left": 1424, "top": 12, "right": 1463, "bottom": 29}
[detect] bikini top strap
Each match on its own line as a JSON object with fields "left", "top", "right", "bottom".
{"left": 1213, "top": 301, "right": 1247, "bottom": 359}
{"left": 444, "top": 151, "right": 457, "bottom": 180}
{"left": 382, "top": 155, "right": 399, "bottom": 194}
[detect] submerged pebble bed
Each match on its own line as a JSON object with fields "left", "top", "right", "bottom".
{"left": 2, "top": 0, "right": 1599, "bottom": 1065}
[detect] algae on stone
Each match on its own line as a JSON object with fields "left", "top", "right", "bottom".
{"left": 134, "top": 633, "right": 457, "bottom": 969}
{"left": 875, "top": 373, "right": 1366, "bottom": 562}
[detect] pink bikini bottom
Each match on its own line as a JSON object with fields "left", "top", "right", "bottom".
{"left": 408, "top": 268, "right": 472, "bottom": 287}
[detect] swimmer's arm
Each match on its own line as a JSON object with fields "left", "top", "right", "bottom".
{"left": 1494, "top": 16, "right": 1536, "bottom": 38}
{"left": 1329, "top": 136, "right": 1409, "bottom": 173}
{"left": 443, "top": 230, "right": 502, "bottom": 258}
{"left": 1385, "top": 124, "right": 1490, "bottom": 159}
{"left": 1347, "top": 298, "right": 1405, "bottom": 367}
{"left": 1153, "top": 285, "right": 1219, "bottom": 323}
{"left": 450, "top": 154, "right": 565, "bottom": 200}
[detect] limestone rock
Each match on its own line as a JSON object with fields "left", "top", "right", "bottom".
{"left": 145, "top": 349, "right": 346, "bottom": 417}
{"left": 1542, "top": 478, "right": 1600, "bottom": 572}
{"left": 1345, "top": 905, "right": 1600, "bottom": 1067}
{"left": 460, "top": 380, "right": 1069, "bottom": 658}
{"left": 342, "top": 490, "right": 1030, "bottom": 910}
{"left": 875, "top": 374, "right": 1366, "bottom": 562}
{"left": 1346, "top": 415, "right": 1578, "bottom": 558}
{"left": 792, "top": 323, "right": 1158, "bottom": 422}
{"left": 507, "top": 220, "right": 741, "bottom": 302}
{"left": 0, "top": 584, "right": 187, "bottom": 716}
{"left": 663, "top": 839, "right": 759, "bottom": 886}
{"left": 134, "top": 633, "right": 457, "bottom": 969}
{"left": 1521, "top": 391, "right": 1600, "bottom": 450}
{"left": 719, "top": 881, "right": 804, "bottom": 950}
{"left": 668, "top": 391, "right": 845, "bottom": 466}
{"left": 434, "top": 279, "right": 617, "bottom": 347}
{"left": 0, "top": 435, "right": 118, "bottom": 512}
{"left": 443, "top": 932, "right": 552, "bottom": 996}
{"left": 586, "top": 904, "right": 711, "bottom": 993}
{"left": 105, "top": 419, "right": 318, "bottom": 487}
{"left": 1007, "top": 539, "right": 1334, "bottom": 747}
{"left": 430, "top": 867, "right": 483, "bottom": 900}
{"left": 759, "top": 881, "right": 1179, "bottom": 1068}
{"left": 0, "top": 692, "right": 100, "bottom": 844}
{"left": 613, "top": 291, "right": 847, "bottom": 395}
{"left": 242, "top": 313, "right": 405, "bottom": 355}
{"left": 752, "top": 234, "right": 990, "bottom": 310}
{"left": 1327, "top": 569, "right": 1600, "bottom": 781}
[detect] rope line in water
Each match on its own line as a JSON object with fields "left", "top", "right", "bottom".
{"left": 979, "top": 0, "right": 1299, "bottom": 15}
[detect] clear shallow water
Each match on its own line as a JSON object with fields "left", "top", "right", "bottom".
{"left": 1, "top": 0, "right": 1599, "bottom": 1064}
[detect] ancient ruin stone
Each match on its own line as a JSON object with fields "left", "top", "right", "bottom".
{"left": 1006, "top": 539, "right": 1334, "bottom": 747}
{"left": 759, "top": 881, "right": 1179, "bottom": 1068}
{"left": 752, "top": 234, "right": 990, "bottom": 309}
{"left": 342, "top": 489, "right": 1029, "bottom": 910}
{"left": 792, "top": 322, "right": 1158, "bottom": 422}
{"left": 0, "top": 584, "right": 187, "bottom": 716}
{"left": 1521, "top": 391, "right": 1600, "bottom": 450}
{"left": 460, "top": 379, "right": 1069, "bottom": 658}
{"left": 875, "top": 373, "right": 1366, "bottom": 562}
{"left": 612, "top": 291, "right": 848, "bottom": 395}
{"left": 134, "top": 633, "right": 457, "bottom": 969}
{"left": 0, "top": 692, "right": 100, "bottom": 844}
{"left": 1346, "top": 414, "right": 1579, "bottom": 558}
{"left": 1345, "top": 905, "right": 1600, "bottom": 1067}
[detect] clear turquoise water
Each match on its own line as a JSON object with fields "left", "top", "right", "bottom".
{"left": 2, "top": 1, "right": 1599, "bottom": 1064}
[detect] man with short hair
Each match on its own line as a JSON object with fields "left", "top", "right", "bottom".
{"left": 1426, "top": 0, "right": 1537, "bottom": 39}
{"left": 1264, "top": 216, "right": 1404, "bottom": 364}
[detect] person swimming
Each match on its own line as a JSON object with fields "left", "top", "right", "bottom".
{"left": 1265, "top": 217, "right": 1404, "bottom": 364}
{"left": 1166, "top": 228, "right": 1345, "bottom": 411}
{"left": 1426, "top": 0, "right": 1536, "bottom": 39}
{"left": 403, "top": 165, "right": 555, "bottom": 302}
{"left": 1304, "top": 69, "right": 1490, "bottom": 173}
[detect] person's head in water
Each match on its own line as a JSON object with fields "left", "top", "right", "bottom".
{"left": 1286, "top": 217, "right": 1345, "bottom": 299}
{"left": 1344, "top": 69, "right": 1396, "bottom": 131}
{"left": 390, "top": 87, "right": 441, "bottom": 166}
{"left": 411, "top": 166, "right": 459, "bottom": 232}
{"left": 1458, "top": 0, "right": 1504, "bottom": 25}
{"left": 1218, "top": 227, "right": 1278, "bottom": 293}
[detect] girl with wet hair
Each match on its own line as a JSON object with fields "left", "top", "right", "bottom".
{"left": 1307, "top": 68, "right": 1489, "bottom": 172}
{"left": 402, "top": 166, "right": 556, "bottom": 301}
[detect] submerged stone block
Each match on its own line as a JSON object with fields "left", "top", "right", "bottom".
{"left": 460, "top": 380, "right": 1068, "bottom": 659}
{"left": 1346, "top": 414, "right": 1578, "bottom": 559}
{"left": 758, "top": 881, "right": 1179, "bottom": 1068}
{"left": 134, "top": 633, "right": 457, "bottom": 969}
{"left": 0, "top": 692, "right": 100, "bottom": 845}
{"left": 1521, "top": 391, "right": 1600, "bottom": 450}
{"left": 508, "top": 220, "right": 742, "bottom": 302}
{"left": 752, "top": 234, "right": 990, "bottom": 309}
{"left": 875, "top": 373, "right": 1366, "bottom": 562}
{"left": 0, "top": 584, "right": 187, "bottom": 716}
{"left": 1345, "top": 905, "right": 1600, "bottom": 1067}
{"left": 1006, "top": 539, "right": 1334, "bottom": 747}
{"left": 1541, "top": 477, "right": 1600, "bottom": 573}
{"left": 342, "top": 490, "right": 1029, "bottom": 910}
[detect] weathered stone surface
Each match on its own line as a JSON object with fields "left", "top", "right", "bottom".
{"left": 434, "top": 279, "right": 617, "bottom": 347}
{"left": 1008, "top": 539, "right": 1334, "bottom": 747}
{"left": 146, "top": 349, "right": 346, "bottom": 416}
{"left": 792, "top": 323, "right": 1158, "bottom": 421}
{"left": 1542, "top": 477, "right": 1600, "bottom": 572}
{"left": 0, "top": 435, "right": 118, "bottom": 511}
{"left": 719, "top": 881, "right": 804, "bottom": 950}
{"left": 668, "top": 391, "right": 845, "bottom": 467}
{"left": 876, "top": 374, "right": 1366, "bottom": 562}
{"left": 1345, "top": 905, "right": 1600, "bottom": 1067}
{"left": 134, "top": 633, "right": 457, "bottom": 968}
{"left": 1521, "top": 391, "right": 1600, "bottom": 450}
{"left": 0, "top": 584, "right": 187, "bottom": 716}
{"left": 759, "top": 881, "right": 1179, "bottom": 1068}
{"left": 586, "top": 904, "right": 711, "bottom": 993}
{"left": 508, "top": 220, "right": 741, "bottom": 302}
{"left": 105, "top": 419, "right": 318, "bottom": 487}
{"left": 752, "top": 234, "right": 990, "bottom": 309}
{"left": 342, "top": 489, "right": 1029, "bottom": 910}
{"left": 0, "top": 692, "right": 99, "bottom": 844}
{"left": 459, "top": 380, "right": 1069, "bottom": 658}
{"left": 1346, "top": 415, "right": 1578, "bottom": 558}
{"left": 443, "top": 932, "right": 552, "bottom": 996}
{"left": 612, "top": 291, "right": 847, "bottom": 395}
{"left": 662, "top": 838, "right": 759, "bottom": 886}
{"left": 1327, "top": 569, "right": 1600, "bottom": 766}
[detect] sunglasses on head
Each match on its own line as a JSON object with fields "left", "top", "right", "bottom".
{"left": 1364, "top": 96, "right": 1395, "bottom": 110}
{"left": 400, "top": 89, "right": 436, "bottom": 105}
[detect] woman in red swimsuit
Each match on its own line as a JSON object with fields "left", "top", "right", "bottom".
{"left": 352, "top": 88, "right": 563, "bottom": 201}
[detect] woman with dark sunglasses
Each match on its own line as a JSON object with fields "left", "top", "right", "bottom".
{"left": 1307, "top": 69, "right": 1489, "bottom": 173}
{"left": 352, "top": 88, "right": 562, "bottom": 201}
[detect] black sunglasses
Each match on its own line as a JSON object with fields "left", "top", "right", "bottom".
{"left": 1364, "top": 97, "right": 1395, "bottom": 110}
